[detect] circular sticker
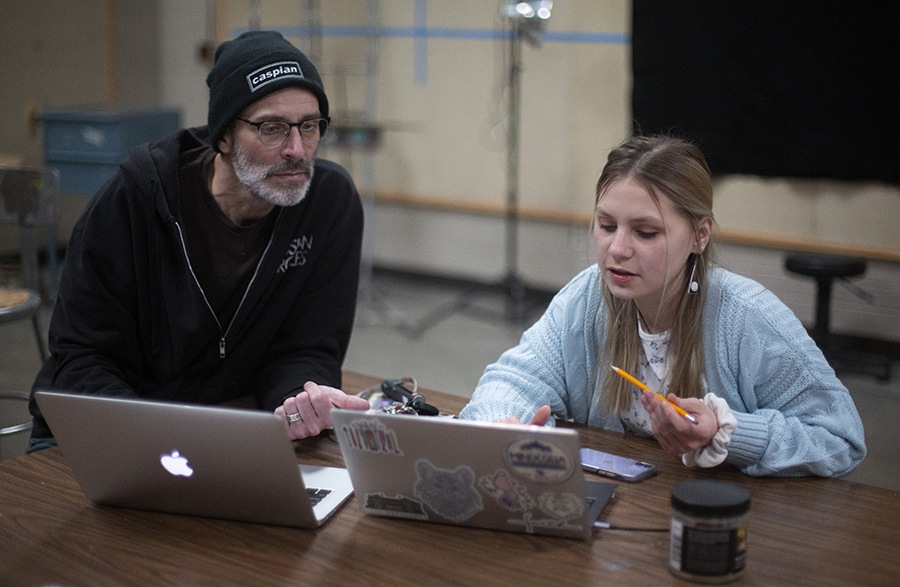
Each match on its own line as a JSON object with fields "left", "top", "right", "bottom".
{"left": 504, "top": 439, "right": 574, "bottom": 484}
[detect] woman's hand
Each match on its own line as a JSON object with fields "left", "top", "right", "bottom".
{"left": 493, "top": 405, "right": 552, "bottom": 426}
{"left": 641, "top": 390, "right": 718, "bottom": 455}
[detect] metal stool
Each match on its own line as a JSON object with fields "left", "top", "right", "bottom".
{"left": 0, "top": 392, "right": 33, "bottom": 458}
{"left": 0, "top": 288, "right": 43, "bottom": 459}
{"left": 785, "top": 253, "right": 890, "bottom": 380}
{"left": 0, "top": 165, "right": 57, "bottom": 456}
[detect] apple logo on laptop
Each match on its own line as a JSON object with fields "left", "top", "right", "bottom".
{"left": 160, "top": 450, "right": 194, "bottom": 477}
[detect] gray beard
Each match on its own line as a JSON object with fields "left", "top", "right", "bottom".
{"left": 231, "top": 142, "right": 314, "bottom": 207}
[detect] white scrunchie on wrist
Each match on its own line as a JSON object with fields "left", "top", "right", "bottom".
{"left": 682, "top": 393, "right": 737, "bottom": 468}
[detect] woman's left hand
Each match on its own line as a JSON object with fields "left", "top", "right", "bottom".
{"left": 641, "top": 390, "right": 718, "bottom": 456}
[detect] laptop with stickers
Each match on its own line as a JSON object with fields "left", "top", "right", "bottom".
{"left": 331, "top": 409, "right": 616, "bottom": 540}
{"left": 34, "top": 391, "right": 354, "bottom": 528}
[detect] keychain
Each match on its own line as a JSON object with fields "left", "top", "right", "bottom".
{"left": 358, "top": 377, "right": 440, "bottom": 416}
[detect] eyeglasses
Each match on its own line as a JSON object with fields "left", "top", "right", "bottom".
{"left": 235, "top": 117, "right": 329, "bottom": 146}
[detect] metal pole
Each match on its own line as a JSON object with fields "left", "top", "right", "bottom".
{"left": 357, "top": 0, "right": 379, "bottom": 310}
{"left": 504, "top": 24, "right": 525, "bottom": 321}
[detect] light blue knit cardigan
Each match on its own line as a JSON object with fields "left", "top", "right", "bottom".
{"left": 459, "top": 265, "right": 866, "bottom": 477}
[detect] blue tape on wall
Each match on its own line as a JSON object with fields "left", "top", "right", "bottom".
{"left": 232, "top": 4, "right": 629, "bottom": 88}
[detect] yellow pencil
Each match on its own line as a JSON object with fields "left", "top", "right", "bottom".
{"left": 610, "top": 365, "right": 699, "bottom": 425}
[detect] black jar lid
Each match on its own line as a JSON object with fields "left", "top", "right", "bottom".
{"left": 671, "top": 480, "right": 750, "bottom": 517}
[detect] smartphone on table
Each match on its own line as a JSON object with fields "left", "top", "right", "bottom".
{"left": 579, "top": 448, "right": 658, "bottom": 482}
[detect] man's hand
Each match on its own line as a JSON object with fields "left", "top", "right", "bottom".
{"left": 493, "top": 405, "right": 552, "bottom": 426}
{"left": 275, "top": 381, "right": 370, "bottom": 439}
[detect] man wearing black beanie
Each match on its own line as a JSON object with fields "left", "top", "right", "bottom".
{"left": 27, "top": 31, "right": 369, "bottom": 452}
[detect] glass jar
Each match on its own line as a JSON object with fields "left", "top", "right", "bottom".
{"left": 669, "top": 480, "right": 750, "bottom": 583}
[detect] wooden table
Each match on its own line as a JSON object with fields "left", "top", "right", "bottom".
{"left": 1, "top": 372, "right": 898, "bottom": 586}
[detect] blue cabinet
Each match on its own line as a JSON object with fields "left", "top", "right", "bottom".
{"left": 43, "top": 108, "right": 181, "bottom": 194}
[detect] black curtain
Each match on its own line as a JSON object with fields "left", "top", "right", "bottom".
{"left": 631, "top": 1, "right": 900, "bottom": 185}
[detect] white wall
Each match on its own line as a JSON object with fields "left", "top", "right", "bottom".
{"left": 158, "top": 0, "right": 214, "bottom": 128}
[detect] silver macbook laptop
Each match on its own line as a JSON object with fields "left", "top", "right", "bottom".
{"left": 34, "top": 391, "right": 354, "bottom": 528}
{"left": 331, "top": 409, "right": 616, "bottom": 540}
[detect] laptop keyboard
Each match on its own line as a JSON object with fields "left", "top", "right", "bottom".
{"left": 306, "top": 487, "right": 333, "bottom": 506}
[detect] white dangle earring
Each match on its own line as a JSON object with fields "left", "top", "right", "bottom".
{"left": 687, "top": 256, "right": 700, "bottom": 294}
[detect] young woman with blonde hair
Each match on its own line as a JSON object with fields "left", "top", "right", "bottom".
{"left": 460, "top": 136, "right": 865, "bottom": 477}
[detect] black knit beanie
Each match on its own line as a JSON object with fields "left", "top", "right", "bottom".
{"left": 206, "top": 31, "right": 329, "bottom": 151}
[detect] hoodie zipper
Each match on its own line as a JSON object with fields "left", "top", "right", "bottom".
{"left": 173, "top": 219, "right": 278, "bottom": 359}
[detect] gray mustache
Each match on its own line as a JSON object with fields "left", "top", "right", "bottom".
{"left": 267, "top": 160, "right": 312, "bottom": 176}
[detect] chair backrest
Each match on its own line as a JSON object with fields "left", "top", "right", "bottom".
{"left": 0, "top": 165, "right": 60, "bottom": 293}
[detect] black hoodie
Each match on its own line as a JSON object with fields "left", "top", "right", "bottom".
{"left": 29, "top": 126, "right": 363, "bottom": 439}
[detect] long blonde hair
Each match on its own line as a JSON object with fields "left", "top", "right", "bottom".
{"left": 594, "top": 136, "right": 715, "bottom": 413}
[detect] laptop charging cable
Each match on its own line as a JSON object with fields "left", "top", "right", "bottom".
{"left": 594, "top": 521, "right": 669, "bottom": 532}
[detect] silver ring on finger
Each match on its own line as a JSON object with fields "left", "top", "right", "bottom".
{"left": 287, "top": 412, "right": 303, "bottom": 423}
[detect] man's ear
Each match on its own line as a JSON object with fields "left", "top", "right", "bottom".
{"left": 217, "top": 124, "right": 235, "bottom": 155}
